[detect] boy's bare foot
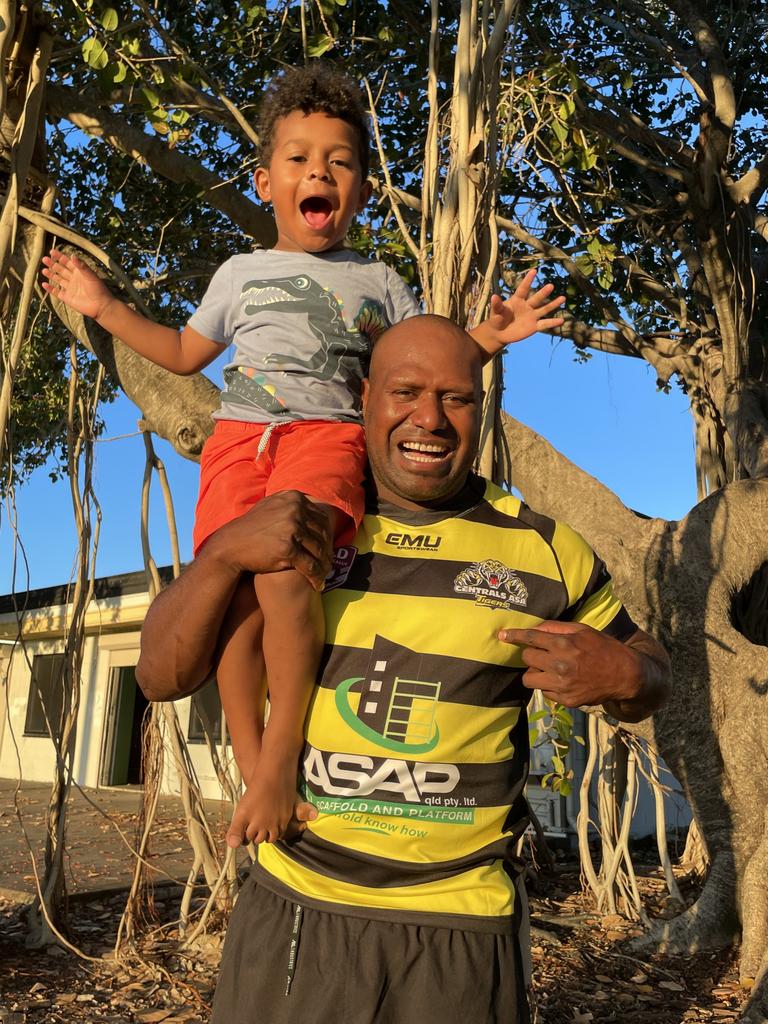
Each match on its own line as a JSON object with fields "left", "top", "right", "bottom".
{"left": 226, "top": 734, "right": 303, "bottom": 846}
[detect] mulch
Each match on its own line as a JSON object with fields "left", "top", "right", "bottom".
{"left": 0, "top": 847, "right": 750, "bottom": 1023}
{"left": 528, "top": 862, "right": 746, "bottom": 1023}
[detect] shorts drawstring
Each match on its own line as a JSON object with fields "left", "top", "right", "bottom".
{"left": 256, "top": 421, "right": 278, "bottom": 460}
{"left": 284, "top": 903, "right": 303, "bottom": 996}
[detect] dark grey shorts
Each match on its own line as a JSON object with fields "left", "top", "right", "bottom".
{"left": 211, "top": 875, "right": 530, "bottom": 1024}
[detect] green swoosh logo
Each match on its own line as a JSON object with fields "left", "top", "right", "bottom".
{"left": 335, "top": 676, "right": 440, "bottom": 754}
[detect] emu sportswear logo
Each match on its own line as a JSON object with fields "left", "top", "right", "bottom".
{"left": 453, "top": 559, "right": 529, "bottom": 611}
{"left": 335, "top": 636, "right": 441, "bottom": 754}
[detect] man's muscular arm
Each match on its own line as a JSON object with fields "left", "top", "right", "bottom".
{"left": 136, "top": 491, "right": 333, "bottom": 701}
{"left": 498, "top": 620, "right": 671, "bottom": 724}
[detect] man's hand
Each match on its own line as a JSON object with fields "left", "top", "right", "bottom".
{"left": 469, "top": 269, "right": 566, "bottom": 359}
{"left": 203, "top": 490, "right": 334, "bottom": 592}
{"left": 41, "top": 249, "right": 114, "bottom": 320}
{"left": 498, "top": 620, "right": 671, "bottom": 722}
{"left": 137, "top": 491, "right": 335, "bottom": 700}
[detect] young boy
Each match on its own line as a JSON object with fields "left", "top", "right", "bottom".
{"left": 42, "top": 64, "right": 565, "bottom": 848}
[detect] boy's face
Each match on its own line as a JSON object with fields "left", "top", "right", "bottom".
{"left": 254, "top": 110, "right": 371, "bottom": 253}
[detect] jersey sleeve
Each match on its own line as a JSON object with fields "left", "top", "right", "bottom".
{"left": 553, "top": 521, "right": 637, "bottom": 641}
{"left": 186, "top": 259, "right": 234, "bottom": 345}
{"left": 383, "top": 264, "right": 421, "bottom": 324}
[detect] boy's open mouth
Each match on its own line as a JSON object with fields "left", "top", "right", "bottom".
{"left": 300, "top": 196, "right": 333, "bottom": 228}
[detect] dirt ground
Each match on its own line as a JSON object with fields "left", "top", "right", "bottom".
{"left": 0, "top": 783, "right": 751, "bottom": 1023}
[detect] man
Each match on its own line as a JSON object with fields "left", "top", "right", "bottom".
{"left": 137, "top": 316, "right": 670, "bottom": 1024}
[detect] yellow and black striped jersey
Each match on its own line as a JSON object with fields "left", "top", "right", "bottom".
{"left": 257, "top": 476, "right": 635, "bottom": 932}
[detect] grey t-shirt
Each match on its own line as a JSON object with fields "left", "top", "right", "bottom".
{"left": 188, "top": 249, "right": 420, "bottom": 424}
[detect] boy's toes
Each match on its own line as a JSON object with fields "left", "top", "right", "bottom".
{"left": 246, "top": 825, "right": 269, "bottom": 846}
{"left": 226, "top": 825, "right": 245, "bottom": 848}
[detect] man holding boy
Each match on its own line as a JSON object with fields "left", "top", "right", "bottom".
{"left": 44, "top": 64, "right": 566, "bottom": 848}
{"left": 138, "top": 316, "right": 671, "bottom": 1024}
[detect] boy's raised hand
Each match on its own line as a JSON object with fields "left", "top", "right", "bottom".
{"left": 470, "top": 268, "right": 566, "bottom": 359}
{"left": 42, "top": 249, "right": 113, "bottom": 320}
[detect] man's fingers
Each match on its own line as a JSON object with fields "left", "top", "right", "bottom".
{"left": 498, "top": 626, "right": 563, "bottom": 649}
{"left": 533, "top": 620, "right": 590, "bottom": 636}
{"left": 516, "top": 645, "right": 554, "bottom": 673}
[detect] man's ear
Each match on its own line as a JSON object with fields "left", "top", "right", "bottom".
{"left": 356, "top": 179, "right": 373, "bottom": 213}
{"left": 254, "top": 166, "right": 271, "bottom": 202}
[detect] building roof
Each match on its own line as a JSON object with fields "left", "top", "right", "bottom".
{"left": 0, "top": 566, "right": 177, "bottom": 614}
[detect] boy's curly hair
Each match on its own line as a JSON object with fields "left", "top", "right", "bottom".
{"left": 258, "top": 63, "right": 371, "bottom": 178}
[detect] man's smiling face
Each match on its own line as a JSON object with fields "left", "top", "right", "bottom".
{"left": 362, "top": 317, "right": 483, "bottom": 510}
{"left": 254, "top": 110, "right": 371, "bottom": 254}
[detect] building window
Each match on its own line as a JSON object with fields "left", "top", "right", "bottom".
{"left": 187, "top": 680, "right": 226, "bottom": 744}
{"left": 24, "top": 653, "right": 67, "bottom": 738}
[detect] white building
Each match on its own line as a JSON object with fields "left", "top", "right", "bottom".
{"left": 0, "top": 568, "right": 226, "bottom": 797}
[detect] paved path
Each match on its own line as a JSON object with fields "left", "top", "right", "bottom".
{"left": 0, "top": 779, "right": 241, "bottom": 900}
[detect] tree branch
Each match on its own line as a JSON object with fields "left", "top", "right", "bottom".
{"left": 46, "top": 85, "right": 275, "bottom": 243}
{"left": 133, "top": 0, "right": 260, "bottom": 148}
{"left": 729, "top": 152, "right": 768, "bottom": 208}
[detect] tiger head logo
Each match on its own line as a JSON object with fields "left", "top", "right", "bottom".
{"left": 453, "top": 559, "right": 528, "bottom": 609}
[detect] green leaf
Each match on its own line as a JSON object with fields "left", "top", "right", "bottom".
{"left": 529, "top": 728, "right": 539, "bottom": 745}
{"left": 101, "top": 7, "right": 118, "bottom": 31}
{"left": 574, "top": 254, "right": 594, "bottom": 276}
{"left": 82, "top": 36, "right": 109, "bottom": 70}
{"left": 307, "top": 33, "right": 334, "bottom": 57}
{"left": 112, "top": 60, "right": 127, "bottom": 84}
{"left": 552, "top": 119, "right": 568, "bottom": 145}
{"left": 586, "top": 237, "right": 602, "bottom": 259}
{"left": 552, "top": 755, "right": 565, "bottom": 775}
{"left": 528, "top": 709, "right": 548, "bottom": 723}
{"left": 621, "top": 73, "right": 634, "bottom": 91}
{"left": 554, "top": 706, "right": 573, "bottom": 726}
{"left": 559, "top": 778, "right": 572, "bottom": 797}
{"left": 597, "top": 269, "right": 614, "bottom": 290}
{"left": 140, "top": 87, "right": 160, "bottom": 109}
{"left": 171, "top": 108, "right": 190, "bottom": 125}
{"left": 378, "top": 25, "right": 394, "bottom": 42}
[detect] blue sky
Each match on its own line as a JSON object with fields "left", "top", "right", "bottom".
{"left": 0, "top": 333, "right": 696, "bottom": 595}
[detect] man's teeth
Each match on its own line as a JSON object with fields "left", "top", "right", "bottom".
{"left": 400, "top": 442, "right": 450, "bottom": 462}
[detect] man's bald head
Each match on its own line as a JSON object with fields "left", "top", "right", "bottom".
{"left": 369, "top": 314, "right": 484, "bottom": 392}
{"left": 362, "top": 314, "right": 484, "bottom": 510}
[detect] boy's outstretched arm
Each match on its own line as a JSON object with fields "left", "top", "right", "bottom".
{"left": 41, "top": 249, "right": 221, "bottom": 375}
{"left": 469, "top": 269, "right": 566, "bottom": 362}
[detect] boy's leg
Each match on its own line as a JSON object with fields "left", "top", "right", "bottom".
{"left": 228, "top": 502, "right": 337, "bottom": 847}
{"left": 215, "top": 576, "right": 267, "bottom": 796}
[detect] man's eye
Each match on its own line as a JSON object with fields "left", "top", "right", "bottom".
{"left": 445, "top": 394, "right": 469, "bottom": 404}
{"left": 393, "top": 389, "right": 415, "bottom": 398}
{"left": 288, "top": 155, "right": 305, "bottom": 162}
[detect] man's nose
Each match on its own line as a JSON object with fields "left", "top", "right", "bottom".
{"left": 410, "top": 393, "right": 446, "bottom": 431}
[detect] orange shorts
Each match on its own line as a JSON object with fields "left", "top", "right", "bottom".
{"left": 193, "top": 420, "right": 367, "bottom": 555}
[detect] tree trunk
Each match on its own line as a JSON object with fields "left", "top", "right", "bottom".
{"left": 503, "top": 411, "right": 768, "bottom": 1017}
